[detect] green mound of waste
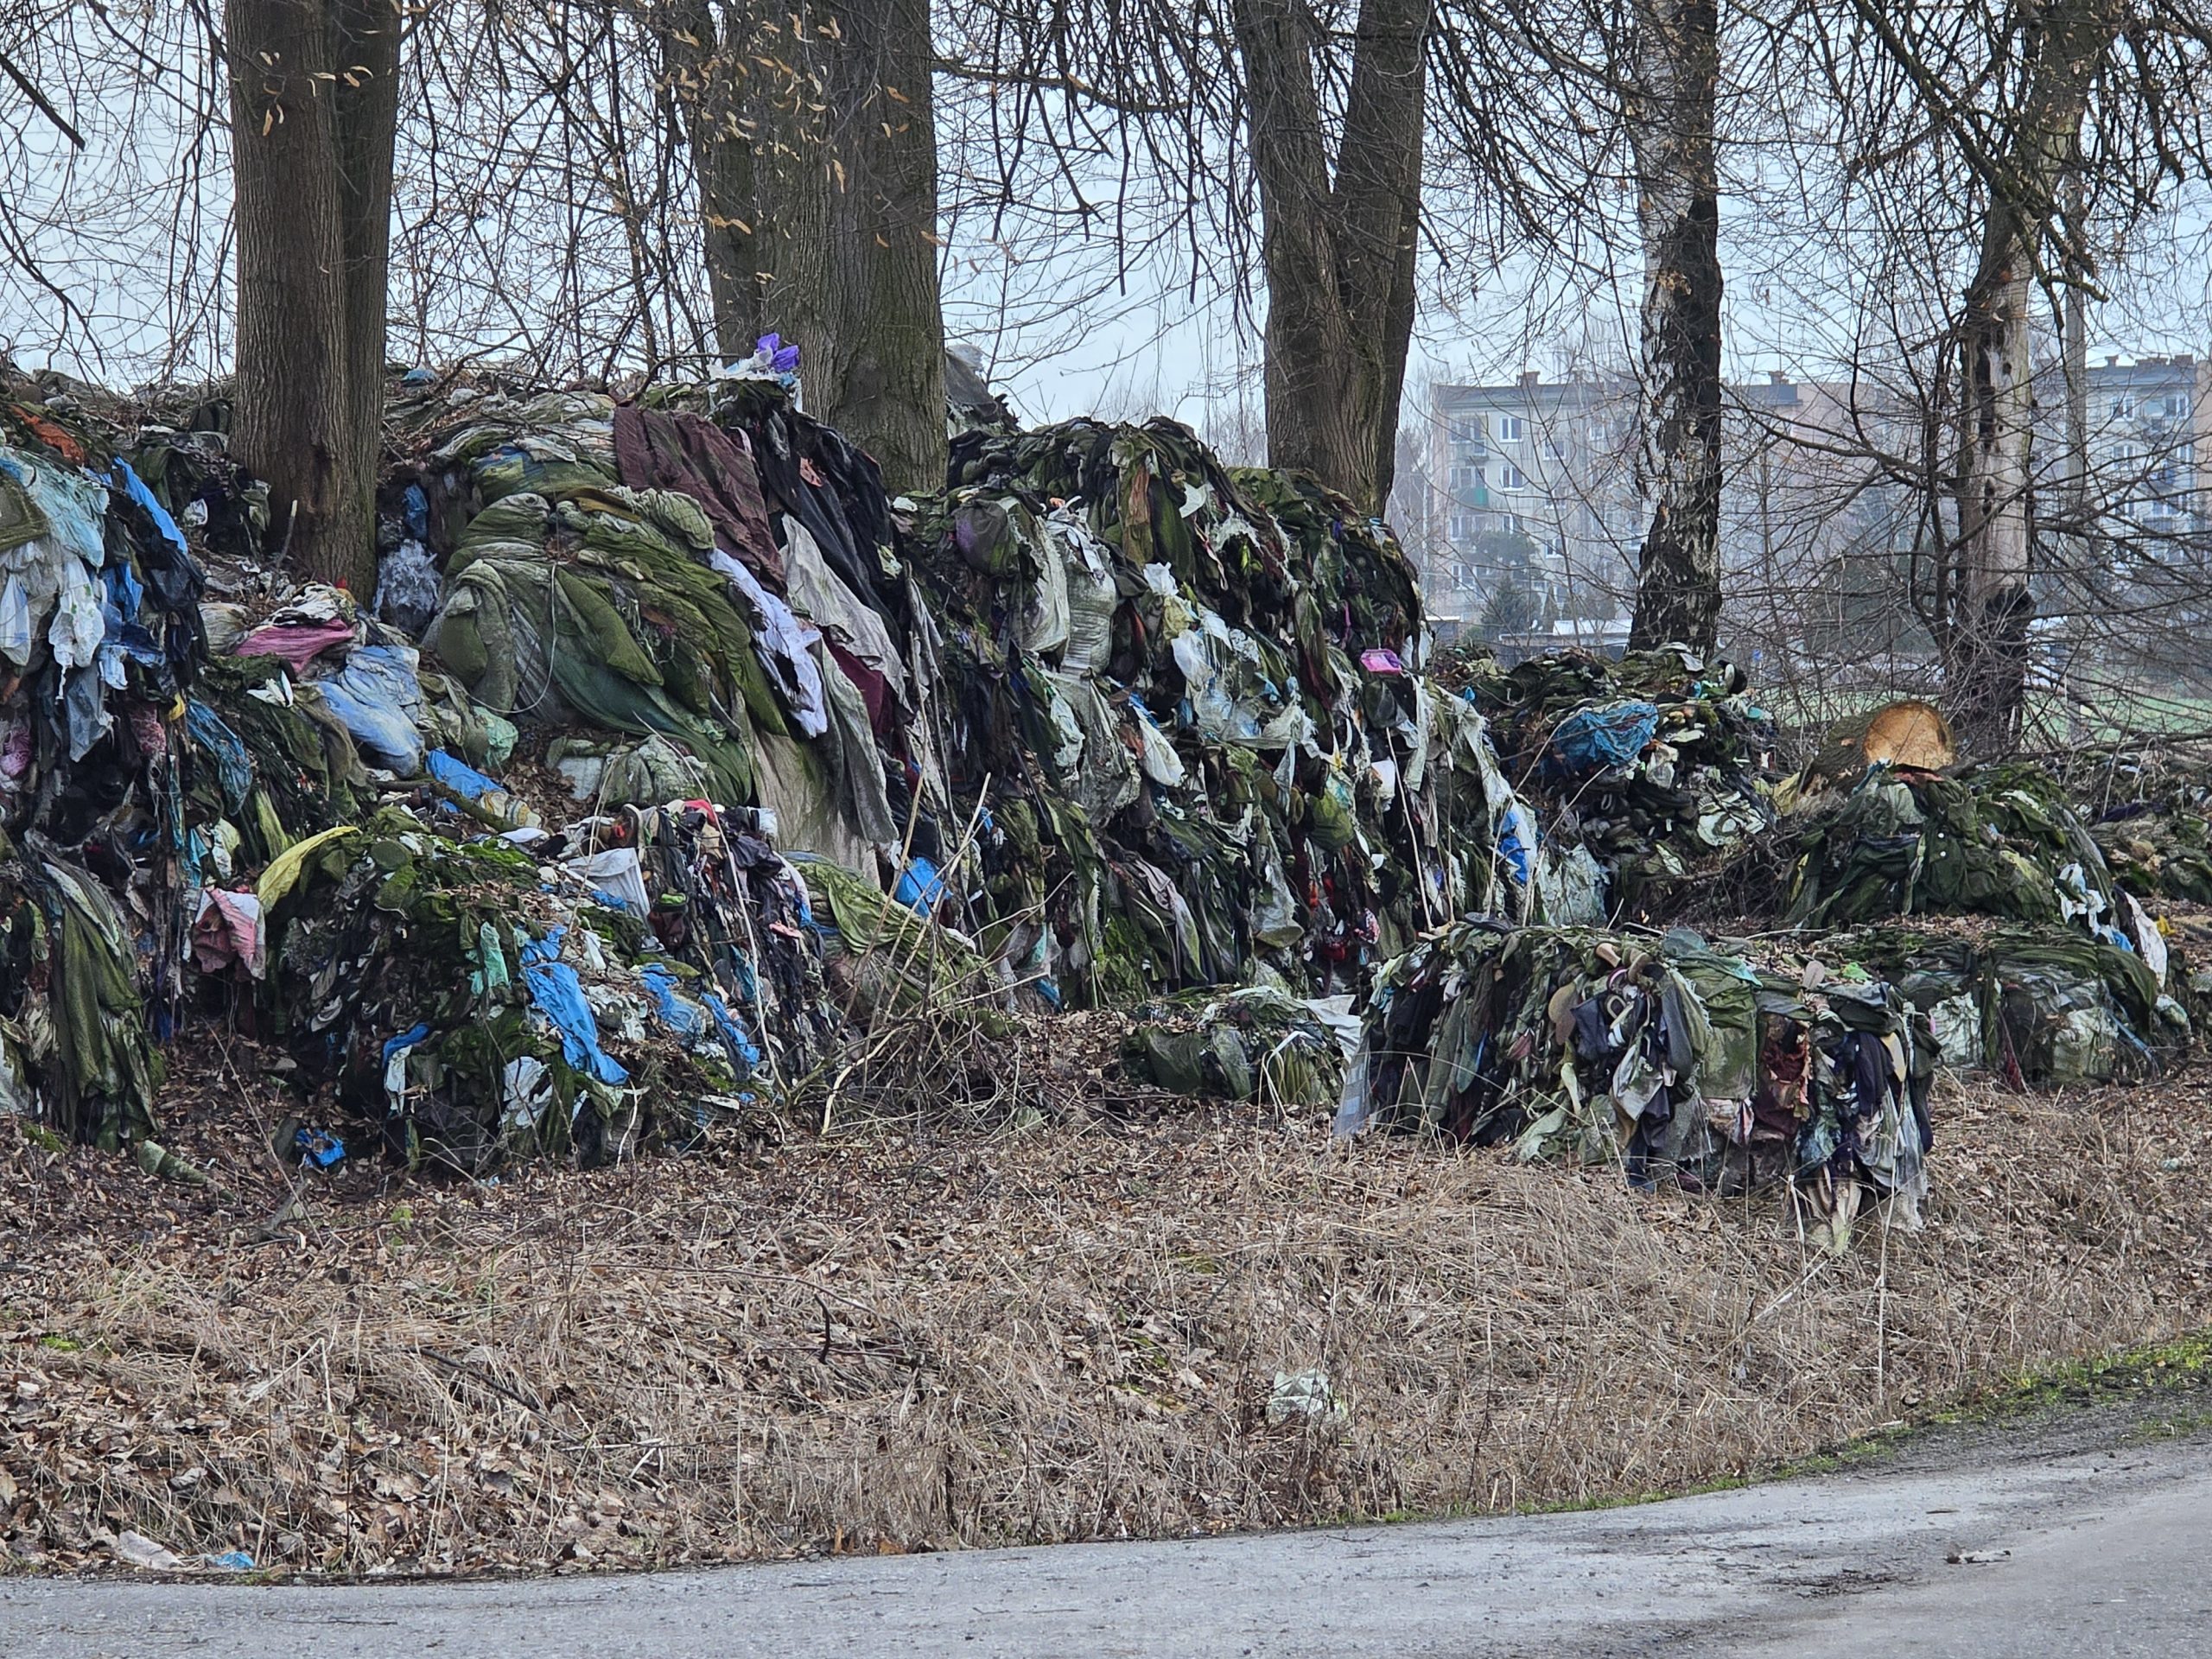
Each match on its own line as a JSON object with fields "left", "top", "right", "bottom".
{"left": 1118, "top": 985, "right": 1361, "bottom": 1109}
{"left": 3, "top": 372, "right": 848, "bottom": 1172}
{"left": 1780, "top": 763, "right": 2162, "bottom": 955}
{"left": 1826, "top": 921, "right": 2186, "bottom": 1087}
{"left": 1437, "top": 644, "right": 1777, "bottom": 918}
{"left": 2088, "top": 772, "right": 2212, "bottom": 906}
{"left": 1346, "top": 921, "right": 1935, "bottom": 1249}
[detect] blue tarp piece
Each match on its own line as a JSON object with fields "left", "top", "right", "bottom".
{"left": 382, "top": 1022, "right": 432, "bottom": 1065}
{"left": 702, "top": 991, "right": 762, "bottom": 1068}
{"left": 638, "top": 963, "right": 763, "bottom": 1071}
{"left": 893, "top": 854, "right": 949, "bottom": 917}
{"left": 639, "top": 962, "right": 705, "bottom": 1039}
{"left": 403, "top": 482, "right": 431, "bottom": 537}
{"left": 520, "top": 929, "right": 629, "bottom": 1084}
{"left": 315, "top": 644, "right": 427, "bottom": 773}
{"left": 111, "top": 459, "right": 188, "bottom": 558}
{"left": 1498, "top": 802, "right": 1538, "bottom": 887}
{"left": 98, "top": 560, "right": 163, "bottom": 683}
{"left": 1548, "top": 700, "right": 1660, "bottom": 776}
{"left": 426, "top": 747, "right": 500, "bottom": 801}
{"left": 186, "top": 699, "right": 253, "bottom": 810}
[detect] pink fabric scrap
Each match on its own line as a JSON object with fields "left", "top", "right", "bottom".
{"left": 233, "top": 619, "right": 357, "bottom": 672}
{"left": 0, "top": 715, "right": 30, "bottom": 782}
{"left": 127, "top": 702, "right": 168, "bottom": 760}
{"left": 1359, "top": 647, "right": 1405, "bottom": 675}
{"left": 192, "top": 887, "right": 267, "bottom": 980}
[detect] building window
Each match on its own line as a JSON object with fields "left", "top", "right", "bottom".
{"left": 1499, "top": 462, "right": 1529, "bottom": 491}
{"left": 2168, "top": 394, "right": 2192, "bottom": 419}
{"left": 1499, "top": 415, "right": 1524, "bottom": 442}
{"left": 2112, "top": 395, "right": 2135, "bottom": 422}
{"left": 1448, "top": 514, "right": 1468, "bottom": 542}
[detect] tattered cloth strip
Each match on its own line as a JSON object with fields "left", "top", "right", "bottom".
{"left": 614, "top": 404, "right": 785, "bottom": 587}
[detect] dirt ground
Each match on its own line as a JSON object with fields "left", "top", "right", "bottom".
{"left": 7, "top": 1031, "right": 2212, "bottom": 1578}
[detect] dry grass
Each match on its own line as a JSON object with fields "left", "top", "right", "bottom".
{"left": 5, "top": 1052, "right": 2212, "bottom": 1575}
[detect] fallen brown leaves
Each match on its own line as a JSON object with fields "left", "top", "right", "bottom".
{"left": 6, "top": 1032, "right": 2212, "bottom": 1579}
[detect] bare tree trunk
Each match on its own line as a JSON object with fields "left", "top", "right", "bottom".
{"left": 1949, "top": 245, "right": 2037, "bottom": 752}
{"left": 655, "top": 0, "right": 767, "bottom": 361}
{"left": 1624, "top": 0, "right": 1724, "bottom": 654}
{"left": 763, "top": 0, "right": 945, "bottom": 493}
{"left": 1232, "top": 0, "right": 1427, "bottom": 515}
{"left": 1942, "top": 0, "right": 2119, "bottom": 755}
{"left": 226, "top": 0, "right": 399, "bottom": 598}
{"left": 335, "top": 0, "right": 399, "bottom": 558}
{"left": 2060, "top": 171, "right": 2088, "bottom": 517}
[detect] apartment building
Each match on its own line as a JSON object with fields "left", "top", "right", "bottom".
{"left": 1422, "top": 353, "right": 2209, "bottom": 656}
{"left": 1421, "top": 372, "right": 1643, "bottom": 637}
{"left": 2069, "top": 353, "right": 2209, "bottom": 538}
{"left": 1421, "top": 370, "right": 1903, "bottom": 645}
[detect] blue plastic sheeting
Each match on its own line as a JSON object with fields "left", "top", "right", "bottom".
{"left": 186, "top": 699, "right": 253, "bottom": 810}
{"left": 315, "top": 645, "right": 427, "bottom": 773}
{"left": 639, "top": 962, "right": 706, "bottom": 1039}
{"left": 639, "top": 963, "right": 764, "bottom": 1071}
{"left": 1498, "top": 802, "right": 1538, "bottom": 887}
{"left": 1548, "top": 700, "right": 1660, "bottom": 777}
{"left": 111, "top": 459, "right": 188, "bottom": 558}
{"left": 519, "top": 929, "right": 630, "bottom": 1085}
{"left": 382, "top": 1022, "right": 433, "bottom": 1065}
{"left": 702, "top": 991, "right": 762, "bottom": 1068}
{"left": 402, "top": 482, "right": 430, "bottom": 537}
{"left": 893, "top": 854, "right": 948, "bottom": 917}
{"left": 426, "top": 747, "right": 500, "bottom": 801}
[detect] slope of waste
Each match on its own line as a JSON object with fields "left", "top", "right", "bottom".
{"left": 6, "top": 365, "right": 1568, "bottom": 1167}
{"left": 2, "top": 360, "right": 2202, "bottom": 1233}
{"left": 391, "top": 383, "right": 1558, "bottom": 1013}
{"left": 1344, "top": 921, "right": 1937, "bottom": 1252}
{"left": 2, "top": 380, "right": 848, "bottom": 1171}
{"left": 2083, "top": 760, "right": 2212, "bottom": 906}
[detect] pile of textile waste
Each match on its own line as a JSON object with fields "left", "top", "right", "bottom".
{"left": 1779, "top": 762, "right": 2169, "bottom": 964}
{"left": 1, "top": 389, "right": 225, "bottom": 1148}
{"left": 394, "top": 383, "right": 1589, "bottom": 1012}
{"left": 1340, "top": 920, "right": 1934, "bottom": 1249}
{"left": 1118, "top": 986, "right": 1363, "bottom": 1109}
{"left": 2084, "top": 764, "right": 2212, "bottom": 906}
{"left": 255, "top": 798, "right": 838, "bottom": 1172}
{"left": 1433, "top": 645, "right": 1778, "bottom": 920}
{"left": 1821, "top": 922, "right": 2186, "bottom": 1089}
{"left": 0, "top": 374, "right": 849, "bottom": 1170}
{"left": 915, "top": 416, "right": 1531, "bottom": 1006}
